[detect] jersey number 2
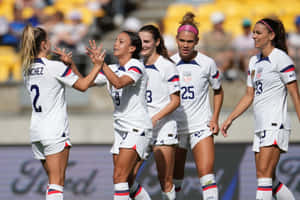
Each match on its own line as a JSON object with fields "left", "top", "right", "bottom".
{"left": 30, "top": 84, "right": 42, "bottom": 112}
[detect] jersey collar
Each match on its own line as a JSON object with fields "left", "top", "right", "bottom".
{"left": 176, "top": 59, "right": 200, "bottom": 66}
{"left": 145, "top": 64, "right": 158, "bottom": 71}
{"left": 33, "top": 58, "right": 45, "bottom": 65}
{"left": 256, "top": 55, "right": 271, "bottom": 64}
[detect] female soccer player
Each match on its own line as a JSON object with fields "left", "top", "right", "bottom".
{"left": 138, "top": 24, "right": 180, "bottom": 200}
{"left": 86, "top": 31, "right": 153, "bottom": 200}
{"left": 171, "top": 12, "right": 224, "bottom": 200}
{"left": 221, "top": 18, "right": 300, "bottom": 200}
{"left": 20, "top": 24, "right": 105, "bottom": 200}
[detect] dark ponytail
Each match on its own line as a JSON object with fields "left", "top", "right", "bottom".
{"left": 139, "top": 24, "right": 173, "bottom": 62}
{"left": 122, "top": 31, "right": 142, "bottom": 59}
{"left": 257, "top": 18, "right": 288, "bottom": 54}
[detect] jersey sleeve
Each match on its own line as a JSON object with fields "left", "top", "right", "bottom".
{"left": 165, "top": 63, "right": 180, "bottom": 95}
{"left": 247, "top": 57, "right": 255, "bottom": 88}
{"left": 277, "top": 53, "right": 297, "bottom": 84}
{"left": 208, "top": 59, "right": 221, "bottom": 90}
{"left": 49, "top": 61, "right": 79, "bottom": 87}
{"left": 94, "top": 70, "right": 107, "bottom": 86}
{"left": 124, "top": 65, "right": 143, "bottom": 83}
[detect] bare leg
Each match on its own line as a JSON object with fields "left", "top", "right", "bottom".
{"left": 153, "top": 145, "right": 176, "bottom": 192}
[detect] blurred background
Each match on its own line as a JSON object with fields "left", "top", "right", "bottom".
{"left": 0, "top": 0, "right": 299, "bottom": 199}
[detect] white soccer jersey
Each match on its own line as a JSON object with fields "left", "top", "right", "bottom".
{"left": 95, "top": 59, "right": 152, "bottom": 131}
{"left": 145, "top": 55, "right": 180, "bottom": 117}
{"left": 247, "top": 48, "right": 297, "bottom": 132}
{"left": 172, "top": 52, "right": 221, "bottom": 133}
{"left": 24, "top": 57, "right": 79, "bottom": 142}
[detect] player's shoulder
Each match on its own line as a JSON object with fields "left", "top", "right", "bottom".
{"left": 126, "top": 58, "right": 144, "bottom": 67}
{"left": 42, "top": 57, "right": 64, "bottom": 66}
{"left": 157, "top": 56, "right": 176, "bottom": 69}
{"left": 195, "top": 52, "right": 215, "bottom": 64}
{"left": 171, "top": 53, "right": 181, "bottom": 64}
{"left": 269, "top": 48, "right": 291, "bottom": 62}
{"left": 108, "top": 63, "right": 119, "bottom": 71}
{"left": 248, "top": 53, "right": 260, "bottom": 67}
{"left": 194, "top": 52, "right": 217, "bottom": 71}
{"left": 39, "top": 57, "right": 67, "bottom": 75}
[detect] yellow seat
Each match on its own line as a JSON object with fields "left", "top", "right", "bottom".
{"left": 163, "top": 18, "right": 179, "bottom": 36}
{"left": 0, "top": 3, "right": 14, "bottom": 21}
{"left": 166, "top": 3, "right": 196, "bottom": 19}
{"left": 0, "top": 49, "right": 22, "bottom": 82}
{"left": 78, "top": 8, "right": 94, "bottom": 25}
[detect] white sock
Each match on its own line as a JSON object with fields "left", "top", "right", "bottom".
{"left": 200, "top": 174, "right": 218, "bottom": 200}
{"left": 162, "top": 184, "right": 176, "bottom": 200}
{"left": 46, "top": 184, "right": 63, "bottom": 200}
{"left": 114, "top": 182, "right": 130, "bottom": 200}
{"left": 256, "top": 178, "right": 272, "bottom": 200}
{"left": 173, "top": 179, "right": 183, "bottom": 194}
{"left": 272, "top": 179, "right": 295, "bottom": 200}
{"left": 129, "top": 181, "right": 151, "bottom": 200}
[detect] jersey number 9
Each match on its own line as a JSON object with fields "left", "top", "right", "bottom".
{"left": 114, "top": 91, "right": 121, "bottom": 106}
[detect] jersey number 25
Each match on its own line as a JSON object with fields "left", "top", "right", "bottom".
{"left": 181, "top": 86, "right": 195, "bottom": 99}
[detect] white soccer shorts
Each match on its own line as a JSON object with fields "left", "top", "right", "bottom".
{"left": 252, "top": 129, "right": 290, "bottom": 152}
{"left": 32, "top": 138, "right": 71, "bottom": 160}
{"left": 177, "top": 128, "right": 213, "bottom": 150}
{"left": 151, "top": 116, "right": 178, "bottom": 146}
{"left": 110, "top": 128, "right": 152, "bottom": 160}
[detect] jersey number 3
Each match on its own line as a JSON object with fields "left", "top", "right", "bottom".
{"left": 255, "top": 80, "right": 263, "bottom": 95}
{"left": 30, "top": 84, "right": 42, "bottom": 112}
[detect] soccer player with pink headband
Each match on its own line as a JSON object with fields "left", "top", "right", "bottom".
{"left": 171, "top": 12, "right": 224, "bottom": 200}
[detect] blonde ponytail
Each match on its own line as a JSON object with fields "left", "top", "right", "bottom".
{"left": 20, "top": 25, "right": 36, "bottom": 76}
{"left": 20, "top": 25, "right": 47, "bottom": 76}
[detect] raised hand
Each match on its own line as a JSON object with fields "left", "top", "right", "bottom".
{"left": 52, "top": 46, "right": 73, "bottom": 65}
{"left": 86, "top": 40, "right": 106, "bottom": 66}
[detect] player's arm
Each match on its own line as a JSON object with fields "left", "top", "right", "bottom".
{"left": 86, "top": 40, "right": 134, "bottom": 89}
{"left": 152, "top": 92, "right": 180, "bottom": 127}
{"left": 221, "top": 86, "right": 254, "bottom": 137}
{"left": 210, "top": 86, "right": 224, "bottom": 135}
{"left": 74, "top": 42, "right": 106, "bottom": 91}
{"left": 52, "top": 47, "right": 84, "bottom": 78}
{"left": 286, "top": 80, "right": 300, "bottom": 121}
{"left": 102, "top": 63, "right": 134, "bottom": 89}
{"left": 72, "top": 62, "right": 104, "bottom": 92}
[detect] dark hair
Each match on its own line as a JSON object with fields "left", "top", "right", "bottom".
{"left": 21, "top": 25, "right": 47, "bottom": 74}
{"left": 257, "top": 18, "right": 288, "bottom": 54}
{"left": 178, "top": 12, "right": 199, "bottom": 40}
{"left": 139, "top": 24, "right": 173, "bottom": 62}
{"left": 122, "top": 31, "right": 142, "bottom": 59}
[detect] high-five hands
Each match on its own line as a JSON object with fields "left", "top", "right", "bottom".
{"left": 52, "top": 46, "right": 73, "bottom": 65}
{"left": 86, "top": 40, "right": 106, "bottom": 66}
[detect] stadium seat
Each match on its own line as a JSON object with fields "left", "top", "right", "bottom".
{"left": 165, "top": 3, "right": 196, "bottom": 19}
{"left": 0, "top": 46, "right": 21, "bottom": 82}
{"left": 0, "top": 2, "right": 14, "bottom": 21}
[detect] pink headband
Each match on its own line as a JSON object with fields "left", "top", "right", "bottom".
{"left": 259, "top": 20, "right": 274, "bottom": 33}
{"left": 177, "top": 25, "right": 198, "bottom": 35}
